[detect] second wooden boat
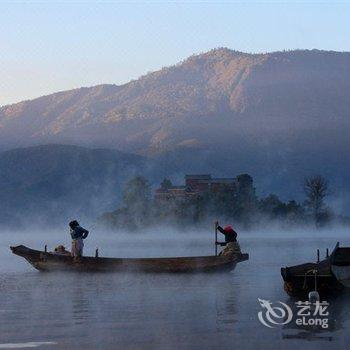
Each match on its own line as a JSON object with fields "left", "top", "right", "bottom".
{"left": 281, "top": 242, "right": 350, "bottom": 297}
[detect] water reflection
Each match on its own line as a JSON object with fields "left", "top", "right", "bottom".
{"left": 71, "top": 285, "right": 92, "bottom": 324}
{"left": 282, "top": 299, "right": 335, "bottom": 342}
{"left": 214, "top": 275, "right": 238, "bottom": 332}
{"left": 280, "top": 290, "right": 350, "bottom": 342}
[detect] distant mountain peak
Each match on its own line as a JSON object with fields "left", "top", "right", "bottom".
{"left": 0, "top": 48, "right": 350, "bottom": 156}
{"left": 182, "top": 47, "right": 255, "bottom": 65}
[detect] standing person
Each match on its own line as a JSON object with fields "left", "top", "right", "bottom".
{"left": 215, "top": 221, "right": 241, "bottom": 256}
{"left": 69, "top": 220, "right": 89, "bottom": 258}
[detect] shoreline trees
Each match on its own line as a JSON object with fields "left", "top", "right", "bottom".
{"left": 303, "top": 175, "right": 331, "bottom": 227}
{"left": 99, "top": 174, "right": 336, "bottom": 230}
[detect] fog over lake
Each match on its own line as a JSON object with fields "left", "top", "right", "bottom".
{"left": 1, "top": 228, "right": 350, "bottom": 349}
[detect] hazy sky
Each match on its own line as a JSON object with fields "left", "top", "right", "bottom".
{"left": 1, "top": 1, "right": 349, "bottom": 106}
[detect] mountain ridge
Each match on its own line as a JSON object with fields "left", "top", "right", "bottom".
{"left": 2, "top": 47, "right": 348, "bottom": 106}
{"left": 3, "top": 47, "right": 350, "bottom": 154}
{"left": 1, "top": 48, "right": 350, "bottom": 214}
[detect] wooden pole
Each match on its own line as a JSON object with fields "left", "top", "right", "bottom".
{"left": 317, "top": 249, "right": 320, "bottom": 263}
{"left": 215, "top": 222, "right": 218, "bottom": 256}
{"left": 314, "top": 269, "right": 318, "bottom": 292}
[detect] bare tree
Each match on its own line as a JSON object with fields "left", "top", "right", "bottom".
{"left": 304, "top": 175, "right": 329, "bottom": 226}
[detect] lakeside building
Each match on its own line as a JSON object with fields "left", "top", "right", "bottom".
{"left": 154, "top": 174, "right": 237, "bottom": 201}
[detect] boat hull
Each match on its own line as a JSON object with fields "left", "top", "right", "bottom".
{"left": 330, "top": 246, "right": 350, "bottom": 287}
{"left": 281, "top": 265, "right": 343, "bottom": 298}
{"left": 281, "top": 243, "right": 350, "bottom": 297}
{"left": 10, "top": 245, "right": 249, "bottom": 273}
{"left": 331, "top": 265, "right": 350, "bottom": 288}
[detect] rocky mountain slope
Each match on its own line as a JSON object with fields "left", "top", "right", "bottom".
{"left": 1, "top": 48, "right": 350, "bottom": 215}
{"left": 2, "top": 48, "right": 349, "bottom": 154}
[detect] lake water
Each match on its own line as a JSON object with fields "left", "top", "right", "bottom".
{"left": 1, "top": 228, "right": 350, "bottom": 349}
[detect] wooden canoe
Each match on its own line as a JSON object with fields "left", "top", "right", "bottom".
{"left": 10, "top": 245, "right": 249, "bottom": 273}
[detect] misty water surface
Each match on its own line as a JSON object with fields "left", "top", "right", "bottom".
{"left": 1, "top": 228, "right": 350, "bottom": 349}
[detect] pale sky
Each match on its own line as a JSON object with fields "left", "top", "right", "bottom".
{"left": 1, "top": 1, "right": 350, "bottom": 106}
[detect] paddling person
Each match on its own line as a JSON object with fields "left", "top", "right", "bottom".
{"left": 215, "top": 221, "right": 241, "bottom": 256}
{"left": 69, "top": 220, "right": 89, "bottom": 258}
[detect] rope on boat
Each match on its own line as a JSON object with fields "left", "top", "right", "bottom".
{"left": 303, "top": 269, "right": 318, "bottom": 290}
